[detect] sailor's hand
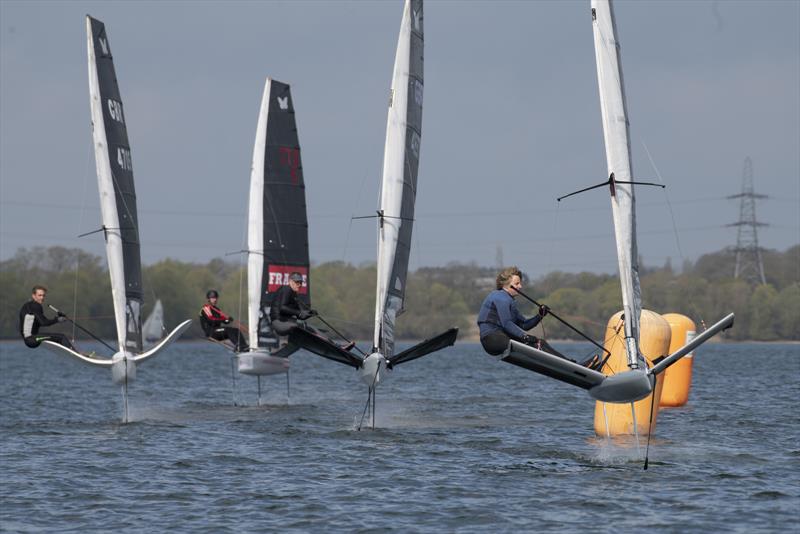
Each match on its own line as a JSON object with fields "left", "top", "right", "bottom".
{"left": 309, "top": 309, "right": 318, "bottom": 317}
{"left": 538, "top": 305, "right": 550, "bottom": 317}
{"left": 298, "top": 311, "right": 311, "bottom": 320}
{"left": 224, "top": 318, "right": 232, "bottom": 324}
{"left": 521, "top": 334, "right": 531, "bottom": 344}
{"left": 57, "top": 314, "right": 66, "bottom": 322}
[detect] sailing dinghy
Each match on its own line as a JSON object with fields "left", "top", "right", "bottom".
{"left": 290, "top": 0, "right": 458, "bottom": 426}
{"left": 43, "top": 16, "right": 192, "bottom": 421}
{"left": 142, "top": 299, "right": 165, "bottom": 348}
{"left": 235, "top": 77, "right": 311, "bottom": 385}
{"left": 499, "top": 0, "right": 733, "bottom": 404}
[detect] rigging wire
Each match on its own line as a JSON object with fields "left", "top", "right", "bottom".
{"left": 641, "top": 141, "right": 684, "bottom": 260}
{"left": 544, "top": 200, "right": 562, "bottom": 279}
{"left": 341, "top": 169, "right": 372, "bottom": 262}
{"left": 71, "top": 139, "right": 95, "bottom": 345}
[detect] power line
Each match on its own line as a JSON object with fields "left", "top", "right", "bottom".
{"left": 727, "top": 157, "right": 767, "bottom": 285}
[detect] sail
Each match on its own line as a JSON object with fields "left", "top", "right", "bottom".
{"left": 247, "top": 78, "right": 310, "bottom": 351}
{"left": 373, "top": 0, "right": 424, "bottom": 358}
{"left": 591, "top": 0, "right": 641, "bottom": 367}
{"left": 142, "top": 299, "right": 164, "bottom": 347}
{"left": 86, "top": 16, "right": 143, "bottom": 354}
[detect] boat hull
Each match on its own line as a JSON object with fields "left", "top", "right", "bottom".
{"left": 237, "top": 351, "right": 289, "bottom": 376}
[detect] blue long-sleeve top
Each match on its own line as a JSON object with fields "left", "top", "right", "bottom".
{"left": 477, "top": 289, "right": 542, "bottom": 339}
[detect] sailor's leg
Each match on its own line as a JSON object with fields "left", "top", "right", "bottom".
{"left": 529, "top": 337, "right": 569, "bottom": 359}
{"left": 480, "top": 331, "right": 510, "bottom": 356}
{"left": 39, "top": 332, "right": 76, "bottom": 351}
{"left": 225, "top": 327, "right": 249, "bottom": 352}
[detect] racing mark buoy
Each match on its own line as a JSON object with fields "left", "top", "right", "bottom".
{"left": 660, "top": 313, "right": 696, "bottom": 407}
{"left": 593, "top": 309, "right": 671, "bottom": 437}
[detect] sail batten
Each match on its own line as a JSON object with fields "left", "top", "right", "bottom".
{"left": 373, "top": 0, "right": 424, "bottom": 358}
{"left": 86, "top": 16, "right": 142, "bottom": 353}
{"left": 591, "top": 0, "right": 641, "bottom": 367}
{"left": 247, "top": 78, "right": 310, "bottom": 352}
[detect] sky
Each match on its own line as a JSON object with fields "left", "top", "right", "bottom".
{"left": 1, "top": 0, "right": 798, "bottom": 280}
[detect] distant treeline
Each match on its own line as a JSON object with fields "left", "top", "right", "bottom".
{"left": 1, "top": 245, "right": 798, "bottom": 343}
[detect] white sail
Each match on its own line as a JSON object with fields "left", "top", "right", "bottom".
{"left": 86, "top": 15, "right": 143, "bottom": 354}
{"left": 591, "top": 0, "right": 642, "bottom": 368}
{"left": 247, "top": 79, "right": 271, "bottom": 351}
{"left": 142, "top": 299, "right": 164, "bottom": 347}
{"left": 373, "top": 0, "right": 424, "bottom": 358}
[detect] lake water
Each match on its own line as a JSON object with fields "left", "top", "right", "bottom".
{"left": 1, "top": 341, "right": 798, "bottom": 532}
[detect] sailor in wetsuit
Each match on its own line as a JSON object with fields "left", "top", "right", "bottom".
{"left": 19, "top": 285, "right": 76, "bottom": 350}
{"left": 199, "top": 290, "right": 249, "bottom": 352}
{"left": 270, "top": 272, "right": 354, "bottom": 351}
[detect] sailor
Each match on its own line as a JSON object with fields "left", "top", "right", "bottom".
{"left": 199, "top": 290, "right": 249, "bottom": 352}
{"left": 477, "top": 267, "right": 600, "bottom": 368}
{"left": 19, "top": 285, "right": 76, "bottom": 350}
{"left": 271, "top": 272, "right": 354, "bottom": 351}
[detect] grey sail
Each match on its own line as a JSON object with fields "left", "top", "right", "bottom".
{"left": 374, "top": 0, "right": 424, "bottom": 358}
{"left": 87, "top": 16, "right": 143, "bottom": 352}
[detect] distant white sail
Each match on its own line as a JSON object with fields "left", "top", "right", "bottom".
{"left": 142, "top": 299, "right": 164, "bottom": 347}
{"left": 373, "top": 0, "right": 424, "bottom": 359}
{"left": 591, "top": 0, "right": 641, "bottom": 367}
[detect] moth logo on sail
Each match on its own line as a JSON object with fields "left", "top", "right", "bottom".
{"left": 412, "top": 8, "right": 422, "bottom": 32}
{"left": 277, "top": 96, "right": 289, "bottom": 110}
{"left": 99, "top": 37, "right": 110, "bottom": 56}
{"left": 107, "top": 99, "right": 124, "bottom": 124}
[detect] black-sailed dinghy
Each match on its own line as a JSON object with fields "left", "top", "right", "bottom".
{"left": 42, "top": 17, "right": 192, "bottom": 422}
{"left": 237, "top": 79, "right": 311, "bottom": 388}
{"left": 289, "top": 0, "right": 458, "bottom": 428}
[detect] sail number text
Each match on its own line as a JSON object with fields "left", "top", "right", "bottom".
{"left": 117, "top": 147, "right": 133, "bottom": 171}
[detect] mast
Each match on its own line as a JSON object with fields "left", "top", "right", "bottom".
{"left": 591, "top": 0, "right": 641, "bottom": 368}
{"left": 373, "top": 0, "right": 424, "bottom": 358}
{"left": 247, "top": 78, "right": 310, "bottom": 351}
{"left": 86, "top": 16, "right": 143, "bottom": 354}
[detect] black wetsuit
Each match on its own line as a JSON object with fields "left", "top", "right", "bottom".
{"left": 269, "top": 285, "right": 311, "bottom": 336}
{"left": 18, "top": 300, "right": 75, "bottom": 350}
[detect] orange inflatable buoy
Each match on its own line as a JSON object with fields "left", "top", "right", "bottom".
{"left": 660, "top": 313, "right": 697, "bottom": 407}
{"left": 593, "top": 309, "right": 671, "bottom": 437}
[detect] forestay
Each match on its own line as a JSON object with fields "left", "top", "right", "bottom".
{"left": 86, "top": 16, "right": 143, "bottom": 354}
{"left": 247, "top": 78, "right": 310, "bottom": 352}
{"left": 591, "top": 0, "right": 642, "bottom": 368}
{"left": 373, "top": 0, "right": 424, "bottom": 358}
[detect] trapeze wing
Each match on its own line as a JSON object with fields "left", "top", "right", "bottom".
{"left": 132, "top": 319, "right": 192, "bottom": 364}
{"left": 387, "top": 327, "right": 459, "bottom": 367}
{"left": 288, "top": 326, "right": 363, "bottom": 368}
{"left": 501, "top": 340, "right": 606, "bottom": 390}
{"left": 649, "top": 313, "right": 734, "bottom": 376}
{"left": 41, "top": 341, "right": 113, "bottom": 367}
{"left": 503, "top": 341, "right": 655, "bottom": 403}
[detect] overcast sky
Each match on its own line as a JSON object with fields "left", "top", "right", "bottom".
{"left": 1, "top": 0, "right": 798, "bottom": 280}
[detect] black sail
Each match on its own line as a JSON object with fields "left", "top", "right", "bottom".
{"left": 87, "top": 16, "right": 143, "bottom": 352}
{"left": 248, "top": 79, "right": 310, "bottom": 350}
